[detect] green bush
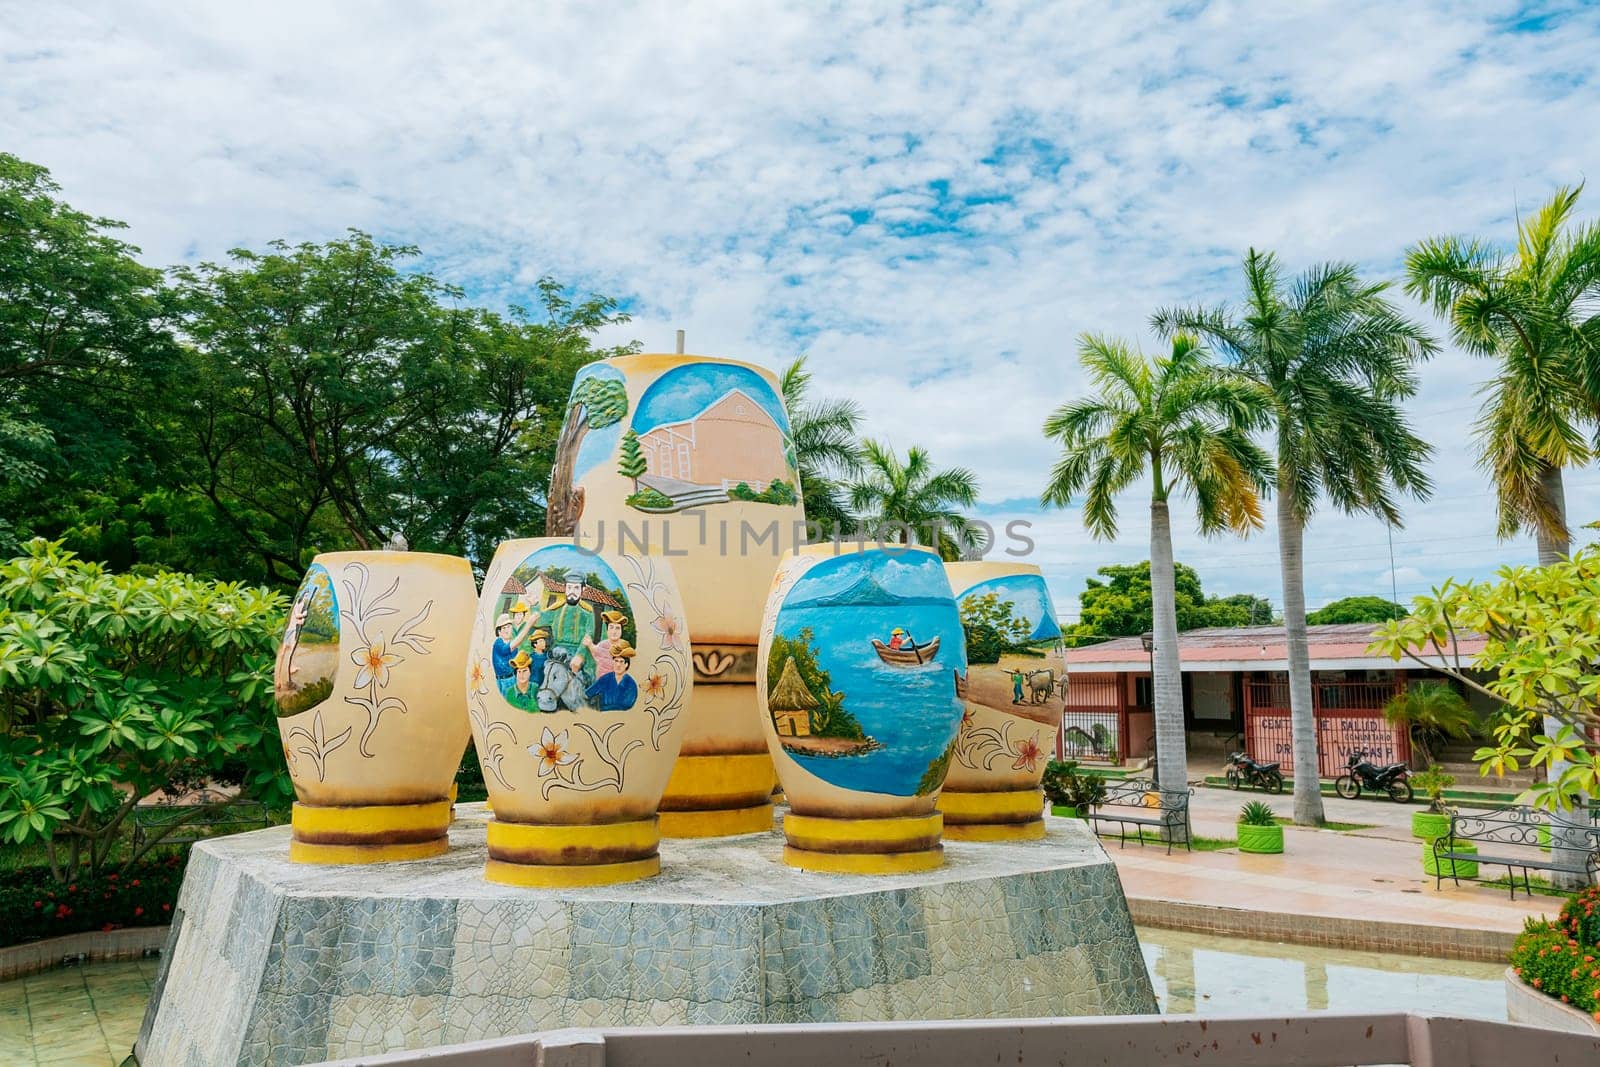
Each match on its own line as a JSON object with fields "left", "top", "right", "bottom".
{"left": 0, "top": 540, "right": 288, "bottom": 885}
{"left": 1410, "top": 765, "right": 1456, "bottom": 814}
{"left": 626, "top": 487, "right": 674, "bottom": 509}
{"left": 1041, "top": 760, "right": 1106, "bottom": 809}
{"left": 0, "top": 854, "right": 185, "bottom": 946}
{"left": 1557, "top": 884, "right": 1600, "bottom": 947}
{"left": 455, "top": 743, "right": 488, "bottom": 803}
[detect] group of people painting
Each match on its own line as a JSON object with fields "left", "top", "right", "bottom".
{"left": 490, "top": 575, "right": 639, "bottom": 713}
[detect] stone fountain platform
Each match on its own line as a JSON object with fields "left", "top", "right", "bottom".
{"left": 136, "top": 807, "right": 1155, "bottom": 1066}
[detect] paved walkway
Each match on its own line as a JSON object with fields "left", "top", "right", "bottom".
{"left": 1105, "top": 784, "right": 1558, "bottom": 960}
{"left": 0, "top": 958, "right": 153, "bottom": 1066}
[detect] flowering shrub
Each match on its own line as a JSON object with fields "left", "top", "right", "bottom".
{"left": 1510, "top": 887, "right": 1600, "bottom": 1018}
{"left": 0, "top": 540, "right": 289, "bottom": 885}
{"left": 0, "top": 854, "right": 183, "bottom": 946}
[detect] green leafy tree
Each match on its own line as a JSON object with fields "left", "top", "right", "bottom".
{"left": 765, "top": 627, "right": 863, "bottom": 740}
{"left": 0, "top": 541, "right": 288, "bottom": 884}
{"left": 780, "top": 356, "right": 863, "bottom": 533}
{"left": 1069, "top": 560, "right": 1273, "bottom": 641}
{"left": 959, "top": 591, "right": 1034, "bottom": 664}
{"left": 170, "top": 237, "right": 630, "bottom": 580}
{"left": 848, "top": 440, "right": 980, "bottom": 560}
{"left": 1042, "top": 333, "right": 1273, "bottom": 816}
{"left": 0, "top": 153, "right": 197, "bottom": 568}
{"left": 1406, "top": 185, "right": 1600, "bottom": 565}
{"left": 1307, "top": 595, "right": 1404, "bottom": 625}
{"left": 1369, "top": 547, "right": 1600, "bottom": 879}
{"left": 617, "top": 428, "right": 647, "bottom": 492}
{"left": 1156, "top": 251, "right": 1436, "bottom": 827}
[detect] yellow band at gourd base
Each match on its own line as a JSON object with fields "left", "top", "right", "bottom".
{"left": 942, "top": 820, "right": 1046, "bottom": 842}
{"left": 289, "top": 838, "right": 450, "bottom": 865}
{"left": 484, "top": 855, "right": 661, "bottom": 888}
{"left": 661, "top": 753, "right": 775, "bottom": 804}
{"left": 782, "top": 811, "right": 944, "bottom": 861}
{"left": 486, "top": 817, "right": 658, "bottom": 858}
{"left": 290, "top": 799, "right": 452, "bottom": 837}
{"left": 659, "top": 753, "right": 776, "bottom": 837}
{"left": 936, "top": 788, "right": 1045, "bottom": 822}
{"left": 781, "top": 845, "right": 945, "bottom": 875}
{"left": 657, "top": 804, "right": 774, "bottom": 838}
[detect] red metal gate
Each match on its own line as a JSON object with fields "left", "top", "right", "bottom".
{"left": 1058, "top": 672, "right": 1123, "bottom": 762}
{"left": 1244, "top": 679, "right": 1410, "bottom": 778}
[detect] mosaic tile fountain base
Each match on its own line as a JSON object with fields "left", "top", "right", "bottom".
{"left": 135, "top": 808, "right": 1154, "bottom": 1066}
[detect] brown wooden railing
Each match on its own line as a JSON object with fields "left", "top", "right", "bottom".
{"left": 321, "top": 1013, "right": 1600, "bottom": 1066}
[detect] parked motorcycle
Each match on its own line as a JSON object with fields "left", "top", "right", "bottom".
{"left": 1224, "top": 751, "right": 1284, "bottom": 794}
{"left": 1334, "top": 750, "right": 1413, "bottom": 802}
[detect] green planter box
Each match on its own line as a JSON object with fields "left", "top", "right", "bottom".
{"left": 1412, "top": 811, "right": 1451, "bottom": 841}
{"left": 1050, "top": 804, "right": 1081, "bottom": 819}
{"left": 1422, "top": 841, "right": 1478, "bottom": 879}
{"left": 1237, "top": 823, "right": 1284, "bottom": 854}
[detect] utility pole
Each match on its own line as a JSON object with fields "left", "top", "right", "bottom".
{"left": 675, "top": 329, "right": 685, "bottom": 354}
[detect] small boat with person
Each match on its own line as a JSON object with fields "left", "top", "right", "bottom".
{"left": 870, "top": 635, "right": 940, "bottom": 665}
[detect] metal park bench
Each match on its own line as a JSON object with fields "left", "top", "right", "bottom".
{"left": 1432, "top": 804, "right": 1600, "bottom": 898}
{"left": 130, "top": 791, "right": 270, "bottom": 851}
{"left": 1086, "top": 776, "right": 1193, "bottom": 854}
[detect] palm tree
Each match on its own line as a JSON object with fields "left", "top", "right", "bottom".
{"left": 1405, "top": 185, "right": 1600, "bottom": 566}
{"left": 849, "top": 440, "right": 981, "bottom": 560}
{"left": 1042, "top": 334, "right": 1273, "bottom": 814}
{"left": 780, "top": 357, "right": 865, "bottom": 535}
{"left": 1382, "top": 682, "right": 1475, "bottom": 767}
{"left": 1154, "top": 251, "right": 1437, "bottom": 826}
{"left": 1407, "top": 185, "right": 1600, "bottom": 880}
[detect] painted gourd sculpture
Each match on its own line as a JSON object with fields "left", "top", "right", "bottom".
{"left": 465, "top": 539, "right": 692, "bottom": 887}
{"left": 757, "top": 544, "right": 967, "bottom": 873}
{"left": 547, "top": 353, "right": 804, "bottom": 837}
{"left": 274, "top": 551, "right": 476, "bottom": 864}
{"left": 939, "top": 562, "right": 1066, "bottom": 840}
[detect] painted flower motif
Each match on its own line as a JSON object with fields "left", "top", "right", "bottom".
{"left": 468, "top": 658, "right": 490, "bottom": 695}
{"left": 1011, "top": 734, "right": 1043, "bottom": 773}
{"left": 531, "top": 727, "right": 577, "bottom": 777}
{"left": 352, "top": 639, "right": 402, "bottom": 689}
{"left": 651, "top": 609, "right": 683, "bottom": 652}
{"left": 960, "top": 706, "right": 975, "bottom": 729}
{"left": 644, "top": 670, "right": 667, "bottom": 699}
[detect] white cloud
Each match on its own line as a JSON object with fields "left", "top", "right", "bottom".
{"left": 4, "top": 0, "right": 1599, "bottom": 617}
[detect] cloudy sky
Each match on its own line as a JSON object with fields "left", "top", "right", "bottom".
{"left": 6, "top": 1, "right": 1598, "bottom": 618}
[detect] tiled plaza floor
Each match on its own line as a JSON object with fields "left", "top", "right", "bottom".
{"left": 1109, "top": 784, "right": 1555, "bottom": 945}
{"left": 0, "top": 959, "right": 153, "bottom": 1066}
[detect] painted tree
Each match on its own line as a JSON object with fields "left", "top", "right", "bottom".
{"left": 1155, "top": 251, "right": 1436, "bottom": 826}
{"left": 1042, "top": 334, "right": 1272, "bottom": 819}
{"left": 848, "top": 440, "right": 981, "bottom": 560}
{"left": 617, "top": 428, "right": 647, "bottom": 492}
{"left": 546, "top": 372, "right": 629, "bottom": 536}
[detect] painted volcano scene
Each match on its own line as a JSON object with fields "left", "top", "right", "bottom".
{"left": 956, "top": 573, "right": 1068, "bottom": 730}
{"left": 767, "top": 550, "right": 966, "bottom": 797}
{"left": 627, "top": 361, "right": 798, "bottom": 513}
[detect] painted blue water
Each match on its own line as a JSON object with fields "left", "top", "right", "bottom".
{"left": 774, "top": 551, "right": 966, "bottom": 796}
{"left": 955, "top": 572, "right": 1061, "bottom": 641}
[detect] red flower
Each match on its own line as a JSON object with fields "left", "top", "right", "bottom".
{"left": 1010, "top": 735, "right": 1043, "bottom": 773}
{"left": 55, "top": 904, "right": 71, "bottom": 919}
{"left": 134, "top": 907, "right": 144, "bottom": 917}
{"left": 161, "top": 903, "right": 171, "bottom": 912}
{"left": 131, "top": 879, "right": 140, "bottom": 887}
{"left": 67, "top": 884, "right": 76, "bottom": 893}
{"left": 102, "top": 923, "right": 114, "bottom": 932}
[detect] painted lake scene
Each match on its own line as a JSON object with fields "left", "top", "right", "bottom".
{"left": 767, "top": 549, "right": 966, "bottom": 796}
{"left": 956, "top": 572, "right": 1067, "bottom": 728}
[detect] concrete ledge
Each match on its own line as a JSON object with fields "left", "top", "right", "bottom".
{"left": 0, "top": 924, "right": 169, "bottom": 981}
{"left": 1127, "top": 895, "right": 1514, "bottom": 962}
{"left": 1506, "top": 966, "right": 1600, "bottom": 1034}
{"left": 138, "top": 809, "right": 1154, "bottom": 1066}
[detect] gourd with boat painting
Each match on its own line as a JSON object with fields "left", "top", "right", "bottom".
{"left": 758, "top": 544, "right": 968, "bottom": 873}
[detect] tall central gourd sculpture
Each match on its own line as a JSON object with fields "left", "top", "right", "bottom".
{"left": 547, "top": 354, "right": 804, "bottom": 836}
